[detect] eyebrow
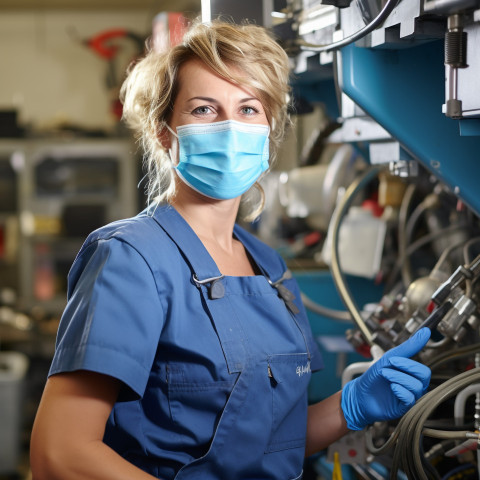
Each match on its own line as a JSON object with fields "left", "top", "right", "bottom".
{"left": 186, "top": 96, "right": 260, "bottom": 103}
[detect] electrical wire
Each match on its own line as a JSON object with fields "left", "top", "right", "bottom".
{"left": 404, "top": 194, "right": 439, "bottom": 247}
{"left": 463, "top": 236, "right": 480, "bottom": 264}
{"left": 431, "top": 239, "right": 469, "bottom": 277}
{"left": 365, "top": 424, "right": 399, "bottom": 456}
{"left": 424, "top": 439, "right": 457, "bottom": 461}
{"left": 422, "top": 428, "right": 477, "bottom": 440}
{"left": 465, "top": 252, "right": 480, "bottom": 297}
{"left": 330, "top": 165, "right": 387, "bottom": 345}
{"left": 426, "top": 341, "right": 480, "bottom": 370}
{"left": 423, "top": 419, "right": 474, "bottom": 430}
{"left": 366, "top": 369, "right": 480, "bottom": 460}
{"left": 425, "top": 337, "right": 451, "bottom": 350}
{"left": 389, "top": 224, "right": 471, "bottom": 288}
{"left": 298, "top": 0, "right": 399, "bottom": 53}
{"left": 397, "top": 183, "right": 417, "bottom": 288}
{"left": 405, "top": 225, "right": 470, "bottom": 270}
{"left": 300, "top": 293, "right": 353, "bottom": 322}
{"left": 390, "top": 368, "right": 480, "bottom": 479}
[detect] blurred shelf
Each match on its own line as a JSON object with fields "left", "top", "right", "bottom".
{"left": 0, "top": 138, "right": 138, "bottom": 316}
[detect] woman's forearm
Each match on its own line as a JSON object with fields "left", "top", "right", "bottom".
{"left": 305, "top": 390, "right": 350, "bottom": 457}
{"left": 30, "top": 372, "right": 160, "bottom": 480}
{"left": 31, "top": 438, "right": 159, "bottom": 480}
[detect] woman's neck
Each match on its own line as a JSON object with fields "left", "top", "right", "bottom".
{"left": 170, "top": 185, "right": 240, "bottom": 252}
{"left": 170, "top": 183, "right": 258, "bottom": 276}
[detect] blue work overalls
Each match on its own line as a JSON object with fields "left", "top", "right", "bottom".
{"left": 50, "top": 205, "right": 322, "bottom": 479}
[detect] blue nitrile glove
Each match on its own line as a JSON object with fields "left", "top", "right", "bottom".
{"left": 341, "top": 327, "right": 431, "bottom": 430}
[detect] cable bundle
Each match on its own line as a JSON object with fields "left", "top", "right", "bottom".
{"left": 366, "top": 367, "right": 480, "bottom": 479}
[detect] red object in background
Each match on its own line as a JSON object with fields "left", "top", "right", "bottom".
{"left": 152, "top": 12, "right": 189, "bottom": 53}
{"left": 356, "top": 343, "right": 372, "bottom": 358}
{"left": 361, "top": 198, "right": 384, "bottom": 217}
{"left": 82, "top": 28, "right": 145, "bottom": 120}
{"left": 427, "top": 300, "right": 436, "bottom": 313}
{"left": 84, "top": 28, "right": 145, "bottom": 61}
{"left": 303, "top": 231, "right": 322, "bottom": 247}
{"left": 111, "top": 98, "right": 124, "bottom": 120}
{"left": 86, "top": 28, "right": 129, "bottom": 60}
{"left": 82, "top": 16, "right": 187, "bottom": 120}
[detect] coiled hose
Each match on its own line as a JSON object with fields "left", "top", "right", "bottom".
{"left": 366, "top": 367, "right": 480, "bottom": 479}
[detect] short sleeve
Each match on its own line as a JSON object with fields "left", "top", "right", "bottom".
{"left": 49, "top": 238, "right": 165, "bottom": 398}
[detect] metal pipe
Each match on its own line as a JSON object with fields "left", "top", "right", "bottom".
{"left": 300, "top": 293, "right": 353, "bottom": 322}
{"left": 424, "top": 0, "right": 477, "bottom": 14}
{"left": 298, "top": 0, "right": 399, "bottom": 53}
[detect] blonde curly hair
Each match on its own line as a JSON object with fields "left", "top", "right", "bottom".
{"left": 120, "top": 18, "right": 291, "bottom": 220}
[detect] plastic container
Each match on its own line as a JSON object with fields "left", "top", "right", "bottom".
{"left": 0, "top": 351, "right": 29, "bottom": 473}
{"left": 321, "top": 206, "right": 387, "bottom": 279}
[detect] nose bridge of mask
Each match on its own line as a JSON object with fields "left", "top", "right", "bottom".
{"left": 177, "top": 120, "right": 270, "bottom": 164}
{"left": 177, "top": 119, "right": 269, "bottom": 139}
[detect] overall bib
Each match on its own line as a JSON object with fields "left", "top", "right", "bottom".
{"left": 151, "top": 206, "right": 318, "bottom": 480}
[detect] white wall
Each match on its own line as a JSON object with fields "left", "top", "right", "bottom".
{"left": 0, "top": 10, "right": 153, "bottom": 132}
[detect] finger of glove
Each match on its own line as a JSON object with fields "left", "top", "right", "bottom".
{"left": 384, "top": 327, "right": 431, "bottom": 360}
{"left": 390, "top": 383, "right": 416, "bottom": 410}
{"left": 381, "top": 367, "right": 425, "bottom": 399}
{"left": 388, "top": 356, "right": 431, "bottom": 390}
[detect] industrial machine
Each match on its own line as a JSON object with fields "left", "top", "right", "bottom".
{"left": 178, "top": 0, "right": 480, "bottom": 477}
{"left": 259, "top": 0, "right": 480, "bottom": 478}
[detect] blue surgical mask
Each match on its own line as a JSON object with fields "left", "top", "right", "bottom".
{"left": 168, "top": 120, "right": 270, "bottom": 200}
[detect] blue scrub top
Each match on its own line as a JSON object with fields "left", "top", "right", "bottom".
{"left": 49, "top": 205, "right": 323, "bottom": 480}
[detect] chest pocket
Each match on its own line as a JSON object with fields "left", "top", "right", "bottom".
{"left": 266, "top": 353, "right": 311, "bottom": 453}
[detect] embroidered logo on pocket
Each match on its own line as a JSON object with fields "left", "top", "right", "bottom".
{"left": 295, "top": 361, "right": 311, "bottom": 377}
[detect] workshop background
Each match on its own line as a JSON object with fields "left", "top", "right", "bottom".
{"left": 2, "top": 0, "right": 480, "bottom": 479}
{"left": 0, "top": 2, "right": 201, "bottom": 479}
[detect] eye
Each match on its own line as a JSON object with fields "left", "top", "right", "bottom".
{"left": 240, "top": 105, "right": 260, "bottom": 116}
{"left": 192, "top": 105, "right": 213, "bottom": 116}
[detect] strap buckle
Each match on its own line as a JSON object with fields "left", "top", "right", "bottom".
{"left": 192, "top": 274, "right": 225, "bottom": 299}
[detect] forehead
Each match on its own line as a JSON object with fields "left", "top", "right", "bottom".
{"left": 176, "top": 59, "right": 258, "bottom": 100}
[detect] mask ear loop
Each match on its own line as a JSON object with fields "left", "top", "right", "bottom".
{"left": 165, "top": 124, "right": 178, "bottom": 138}
{"left": 244, "top": 125, "right": 271, "bottom": 219}
{"left": 165, "top": 124, "right": 179, "bottom": 168}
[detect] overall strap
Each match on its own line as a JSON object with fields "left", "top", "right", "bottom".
{"left": 150, "top": 205, "right": 221, "bottom": 280}
{"left": 234, "top": 224, "right": 300, "bottom": 315}
{"left": 150, "top": 205, "right": 247, "bottom": 373}
{"left": 233, "top": 224, "right": 286, "bottom": 283}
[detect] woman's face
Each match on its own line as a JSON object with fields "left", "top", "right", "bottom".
{"left": 166, "top": 59, "right": 269, "bottom": 149}
{"left": 163, "top": 59, "right": 271, "bottom": 203}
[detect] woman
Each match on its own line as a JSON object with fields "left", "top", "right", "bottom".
{"left": 30, "top": 19, "right": 431, "bottom": 480}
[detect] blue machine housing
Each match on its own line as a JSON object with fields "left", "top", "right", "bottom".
{"left": 292, "top": 39, "right": 480, "bottom": 216}
{"left": 340, "top": 40, "right": 480, "bottom": 217}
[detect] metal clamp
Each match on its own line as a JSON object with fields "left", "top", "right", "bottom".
{"left": 266, "top": 269, "right": 299, "bottom": 315}
{"left": 192, "top": 274, "right": 225, "bottom": 299}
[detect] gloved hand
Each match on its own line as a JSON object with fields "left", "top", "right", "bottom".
{"left": 341, "top": 327, "right": 431, "bottom": 431}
